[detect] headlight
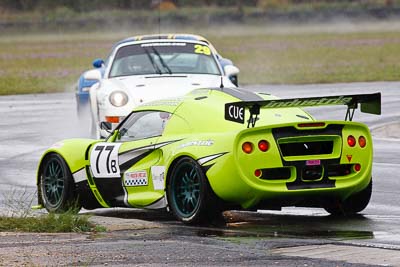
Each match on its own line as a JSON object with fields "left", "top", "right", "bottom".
{"left": 109, "top": 91, "right": 128, "bottom": 107}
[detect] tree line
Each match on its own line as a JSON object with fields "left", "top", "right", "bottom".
{"left": 1, "top": 0, "right": 392, "bottom": 12}
{"left": 0, "top": 0, "right": 244, "bottom": 11}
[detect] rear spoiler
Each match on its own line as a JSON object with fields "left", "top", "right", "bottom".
{"left": 224, "top": 92, "right": 381, "bottom": 128}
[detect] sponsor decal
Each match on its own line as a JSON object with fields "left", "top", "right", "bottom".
{"left": 346, "top": 155, "right": 353, "bottom": 162}
{"left": 179, "top": 140, "right": 214, "bottom": 149}
{"left": 264, "top": 96, "right": 353, "bottom": 109}
{"left": 151, "top": 166, "right": 165, "bottom": 190}
{"left": 90, "top": 143, "right": 122, "bottom": 178}
{"left": 225, "top": 103, "right": 244, "bottom": 123}
{"left": 225, "top": 95, "right": 354, "bottom": 124}
{"left": 306, "top": 160, "right": 321, "bottom": 166}
{"left": 124, "top": 170, "right": 148, "bottom": 187}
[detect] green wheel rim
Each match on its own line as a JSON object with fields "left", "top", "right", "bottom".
{"left": 42, "top": 157, "right": 65, "bottom": 207}
{"left": 171, "top": 162, "right": 201, "bottom": 217}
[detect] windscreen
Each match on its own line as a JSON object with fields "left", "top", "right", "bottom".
{"left": 109, "top": 42, "right": 221, "bottom": 77}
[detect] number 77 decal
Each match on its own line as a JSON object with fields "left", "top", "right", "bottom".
{"left": 90, "top": 143, "right": 122, "bottom": 178}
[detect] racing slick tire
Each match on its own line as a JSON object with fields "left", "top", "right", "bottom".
{"left": 39, "top": 153, "right": 81, "bottom": 213}
{"left": 324, "top": 179, "right": 372, "bottom": 216}
{"left": 167, "top": 157, "right": 219, "bottom": 225}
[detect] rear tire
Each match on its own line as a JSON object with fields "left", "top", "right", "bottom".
{"left": 324, "top": 180, "right": 372, "bottom": 216}
{"left": 167, "top": 157, "right": 220, "bottom": 225}
{"left": 39, "top": 154, "right": 80, "bottom": 213}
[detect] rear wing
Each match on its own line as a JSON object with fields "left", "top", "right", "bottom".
{"left": 224, "top": 92, "right": 381, "bottom": 128}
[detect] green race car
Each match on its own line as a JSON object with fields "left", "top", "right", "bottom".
{"left": 36, "top": 88, "right": 381, "bottom": 224}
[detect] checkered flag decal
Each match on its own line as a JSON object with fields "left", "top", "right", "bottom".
{"left": 124, "top": 171, "right": 148, "bottom": 187}
{"left": 125, "top": 178, "right": 148, "bottom": 186}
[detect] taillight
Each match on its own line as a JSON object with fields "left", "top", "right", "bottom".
{"left": 359, "top": 136, "right": 366, "bottom": 148}
{"left": 347, "top": 135, "right": 356, "bottom": 147}
{"left": 258, "top": 140, "right": 269, "bottom": 152}
{"left": 242, "top": 142, "right": 253, "bottom": 154}
{"left": 254, "top": 169, "right": 262, "bottom": 177}
{"left": 354, "top": 164, "right": 361, "bottom": 172}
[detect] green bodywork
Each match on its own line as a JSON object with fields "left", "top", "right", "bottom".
{"left": 37, "top": 88, "right": 378, "bottom": 211}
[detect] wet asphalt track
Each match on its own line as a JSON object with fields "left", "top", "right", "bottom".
{"left": 0, "top": 81, "right": 400, "bottom": 266}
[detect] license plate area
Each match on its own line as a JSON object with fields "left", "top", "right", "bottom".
{"left": 301, "top": 165, "right": 323, "bottom": 181}
{"left": 280, "top": 141, "right": 334, "bottom": 156}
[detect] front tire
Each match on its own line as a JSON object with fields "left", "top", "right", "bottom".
{"left": 324, "top": 180, "right": 372, "bottom": 216}
{"left": 167, "top": 157, "right": 218, "bottom": 224}
{"left": 39, "top": 154, "right": 80, "bottom": 213}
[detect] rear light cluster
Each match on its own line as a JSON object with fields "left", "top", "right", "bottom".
{"left": 354, "top": 163, "right": 361, "bottom": 172}
{"left": 242, "top": 140, "right": 270, "bottom": 154}
{"left": 347, "top": 135, "right": 367, "bottom": 148}
{"left": 358, "top": 136, "right": 366, "bottom": 148}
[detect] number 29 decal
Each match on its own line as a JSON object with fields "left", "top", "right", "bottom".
{"left": 90, "top": 143, "right": 122, "bottom": 178}
{"left": 194, "top": 44, "right": 211, "bottom": 56}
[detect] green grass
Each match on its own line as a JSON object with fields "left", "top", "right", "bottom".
{"left": 0, "top": 33, "right": 112, "bottom": 94}
{"left": 1, "top": 23, "right": 400, "bottom": 95}
{"left": 0, "top": 188, "right": 105, "bottom": 233}
{"left": 213, "top": 29, "right": 400, "bottom": 84}
{"left": 0, "top": 212, "right": 102, "bottom": 233}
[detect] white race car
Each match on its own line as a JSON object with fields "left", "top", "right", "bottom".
{"left": 82, "top": 34, "right": 239, "bottom": 138}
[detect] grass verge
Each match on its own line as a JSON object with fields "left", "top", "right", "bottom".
{"left": 0, "top": 211, "right": 104, "bottom": 233}
{"left": 1, "top": 22, "right": 400, "bottom": 95}
{"left": 0, "top": 188, "right": 105, "bottom": 233}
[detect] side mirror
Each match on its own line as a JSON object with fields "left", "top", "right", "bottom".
{"left": 224, "top": 65, "right": 240, "bottom": 77}
{"left": 100, "top": 121, "right": 112, "bottom": 132}
{"left": 93, "top": 58, "right": 105, "bottom": 68}
{"left": 83, "top": 69, "right": 102, "bottom": 81}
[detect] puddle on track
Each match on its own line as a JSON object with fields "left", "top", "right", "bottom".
{"left": 196, "top": 225, "right": 374, "bottom": 240}
{"left": 195, "top": 210, "right": 376, "bottom": 241}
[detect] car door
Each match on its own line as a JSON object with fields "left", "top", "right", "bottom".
{"left": 88, "top": 110, "right": 172, "bottom": 208}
